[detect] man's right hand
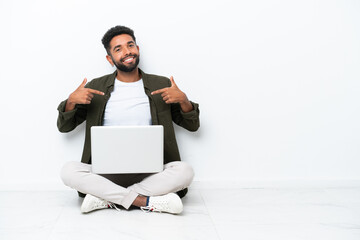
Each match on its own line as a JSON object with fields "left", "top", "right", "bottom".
{"left": 65, "top": 78, "right": 105, "bottom": 112}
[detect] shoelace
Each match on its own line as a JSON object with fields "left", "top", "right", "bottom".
{"left": 140, "top": 200, "right": 170, "bottom": 213}
{"left": 91, "top": 198, "right": 121, "bottom": 212}
{"left": 108, "top": 202, "right": 121, "bottom": 212}
{"left": 141, "top": 205, "right": 158, "bottom": 213}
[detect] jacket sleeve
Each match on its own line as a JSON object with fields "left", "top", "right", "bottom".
{"left": 57, "top": 99, "right": 88, "bottom": 133}
{"left": 171, "top": 101, "right": 200, "bottom": 132}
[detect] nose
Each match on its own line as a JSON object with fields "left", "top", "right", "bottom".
{"left": 123, "top": 46, "right": 131, "bottom": 55}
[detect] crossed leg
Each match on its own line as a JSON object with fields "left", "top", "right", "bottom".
{"left": 60, "top": 161, "right": 194, "bottom": 209}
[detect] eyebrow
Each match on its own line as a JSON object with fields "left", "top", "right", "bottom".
{"left": 112, "top": 41, "right": 135, "bottom": 51}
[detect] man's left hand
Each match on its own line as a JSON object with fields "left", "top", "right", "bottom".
{"left": 151, "top": 76, "right": 194, "bottom": 112}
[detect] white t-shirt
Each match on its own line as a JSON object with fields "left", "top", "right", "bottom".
{"left": 102, "top": 79, "right": 152, "bottom": 126}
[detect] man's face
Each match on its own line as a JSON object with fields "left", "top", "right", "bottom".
{"left": 107, "top": 34, "right": 140, "bottom": 72}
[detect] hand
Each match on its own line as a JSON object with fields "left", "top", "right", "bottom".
{"left": 151, "top": 76, "right": 188, "bottom": 104}
{"left": 151, "top": 76, "right": 193, "bottom": 112}
{"left": 65, "top": 78, "right": 104, "bottom": 112}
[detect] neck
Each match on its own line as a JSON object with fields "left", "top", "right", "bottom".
{"left": 116, "top": 68, "right": 141, "bottom": 82}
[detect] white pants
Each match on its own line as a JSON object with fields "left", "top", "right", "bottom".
{"left": 60, "top": 161, "right": 194, "bottom": 209}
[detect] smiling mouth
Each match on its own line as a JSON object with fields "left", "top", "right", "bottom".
{"left": 122, "top": 55, "right": 136, "bottom": 63}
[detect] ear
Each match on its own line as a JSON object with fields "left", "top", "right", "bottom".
{"left": 106, "top": 55, "right": 114, "bottom": 67}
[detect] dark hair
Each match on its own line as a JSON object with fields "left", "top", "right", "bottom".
{"left": 101, "top": 25, "right": 136, "bottom": 54}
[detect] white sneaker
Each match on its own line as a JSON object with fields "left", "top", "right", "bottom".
{"left": 80, "top": 194, "right": 119, "bottom": 213}
{"left": 141, "top": 193, "right": 183, "bottom": 214}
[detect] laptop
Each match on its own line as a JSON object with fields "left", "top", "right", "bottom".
{"left": 91, "top": 125, "right": 164, "bottom": 174}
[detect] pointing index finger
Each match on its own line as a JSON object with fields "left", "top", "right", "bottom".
{"left": 88, "top": 88, "right": 105, "bottom": 95}
{"left": 151, "top": 88, "right": 167, "bottom": 95}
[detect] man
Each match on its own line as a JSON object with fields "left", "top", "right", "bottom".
{"left": 57, "top": 26, "right": 200, "bottom": 214}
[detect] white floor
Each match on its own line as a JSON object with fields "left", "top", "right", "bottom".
{"left": 1, "top": 186, "right": 360, "bottom": 240}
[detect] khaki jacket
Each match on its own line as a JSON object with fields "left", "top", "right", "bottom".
{"left": 57, "top": 69, "right": 200, "bottom": 166}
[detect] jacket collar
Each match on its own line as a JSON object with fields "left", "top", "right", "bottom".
{"left": 140, "top": 69, "right": 152, "bottom": 91}
{"left": 105, "top": 68, "right": 152, "bottom": 90}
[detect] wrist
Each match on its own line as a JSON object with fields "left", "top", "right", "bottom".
{"left": 179, "top": 99, "right": 193, "bottom": 113}
{"left": 65, "top": 97, "right": 76, "bottom": 112}
{"left": 179, "top": 92, "right": 189, "bottom": 104}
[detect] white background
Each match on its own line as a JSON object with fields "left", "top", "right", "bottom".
{"left": 0, "top": 0, "right": 359, "bottom": 189}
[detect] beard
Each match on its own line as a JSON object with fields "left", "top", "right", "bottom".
{"left": 112, "top": 54, "right": 140, "bottom": 73}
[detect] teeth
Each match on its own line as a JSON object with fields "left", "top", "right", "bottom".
{"left": 124, "top": 57, "right": 133, "bottom": 63}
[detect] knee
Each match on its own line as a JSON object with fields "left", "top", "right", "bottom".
{"left": 60, "top": 161, "right": 86, "bottom": 187}
{"left": 174, "top": 161, "right": 195, "bottom": 187}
